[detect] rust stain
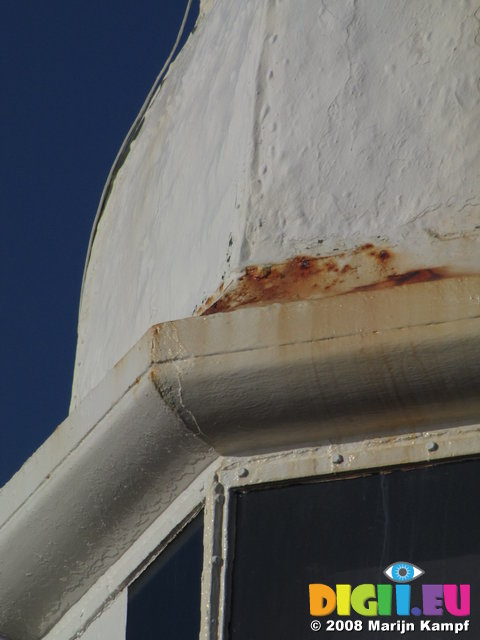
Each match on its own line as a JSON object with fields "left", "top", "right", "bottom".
{"left": 377, "top": 249, "right": 391, "bottom": 262}
{"left": 197, "top": 244, "right": 454, "bottom": 316}
{"left": 354, "top": 268, "right": 447, "bottom": 291}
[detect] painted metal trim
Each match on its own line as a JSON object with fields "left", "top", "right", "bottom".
{"left": 0, "top": 359, "right": 216, "bottom": 640}
{"left": 0, "top": 276, "right": 479, "bottom": 639}
{"left": 151, "top": 276, "right": 480, "bottom": 454}
{"left": 44, "top": 462, "right": 219, "bottom": 640}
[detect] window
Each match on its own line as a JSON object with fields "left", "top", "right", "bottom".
{"left": 226, "top": 459, "right": 479, "bottom": 639}
{"left": 126, "top": 511, "right": 204, "bottom": 639}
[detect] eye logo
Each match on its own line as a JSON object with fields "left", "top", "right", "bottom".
{"left": 309, "top": 561, "right": 470, "bottom": 620}
{"left": 384, "top": 561, "right": 424, "bottom": 583}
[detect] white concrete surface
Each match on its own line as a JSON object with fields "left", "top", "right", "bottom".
{"left": 73, "top": 0, "right": 480, "bottom": 406}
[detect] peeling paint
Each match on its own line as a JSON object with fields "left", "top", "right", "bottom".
{"left": 198, "top": 245, "right": 457, "bottom": 316}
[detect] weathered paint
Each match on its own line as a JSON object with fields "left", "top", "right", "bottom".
{"left": 1, "top": 276, "right": 479, "bottom": 640}
{"left": 197, "top": 245, "right": 456, "bottom": 315}
{"left": 78, "top": 592, "right": 127, "bottom": 640}
{"left": 73, "top": 0, "right": 480, "bottom": 407}
{"left": 0, "top": 370, "right": 215, "bottom": 640}
{"left": 151, "top": 277, "right": 480, "bottom": 455}
{"left": 41, "top": 468, "right": 216, "bottom": 640}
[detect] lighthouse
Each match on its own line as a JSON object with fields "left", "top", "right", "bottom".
{"left": 1, "top": 1, "right": 480, "bottom": 639}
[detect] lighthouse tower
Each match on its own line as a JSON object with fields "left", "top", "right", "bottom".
{"left": 1, "top": 2, "right": 480, "bottom": 639}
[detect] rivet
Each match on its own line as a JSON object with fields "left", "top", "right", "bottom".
{"left": 238, "top": 468, "right": 249, "bottom": 478}
{"left": 332, "top": 453, "right": 344, "bottom": 464}
{"left": 427, "top": 441, "right": 439, "bottom": 452}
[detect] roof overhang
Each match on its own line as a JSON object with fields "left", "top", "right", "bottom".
{"left": 0, "top": 275, "right": 479, "bottom": 639}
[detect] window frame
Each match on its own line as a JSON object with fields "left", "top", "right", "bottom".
{"left": 200, "top": 422, "right": 480, "bottom": 640}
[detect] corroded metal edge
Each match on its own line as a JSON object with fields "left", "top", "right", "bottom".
{"left": 154, "top": 275, "right": 480, "bottom": 454}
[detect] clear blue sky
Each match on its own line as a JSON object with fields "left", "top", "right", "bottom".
{"left": 1, "top": 0, "right": 199, "bottom": 487}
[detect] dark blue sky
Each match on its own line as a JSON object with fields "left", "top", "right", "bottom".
{"left": 1, "top": 1, "right": 199, "bottom": 487}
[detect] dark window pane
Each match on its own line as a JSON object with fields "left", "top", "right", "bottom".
{"left": 127, "top": 512, "right": 203, "bottom": 640}
{"left": 227, "top": 459, "right": 480, "bottom": 639}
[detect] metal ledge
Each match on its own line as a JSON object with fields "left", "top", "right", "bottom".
{"left": 0, "top": 276, "right": 479, "bottom": 639}
{"left": 153, "top": 275, "right": 480, "bottom": 453}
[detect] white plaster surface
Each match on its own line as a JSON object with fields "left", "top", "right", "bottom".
{"left": 79, "top": 592, "right": 126, "bottom": 640}
{"left": 73, "top": 0, "right": 480, "bottom": 407}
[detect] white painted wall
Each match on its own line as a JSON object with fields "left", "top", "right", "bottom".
{"left": 72, "top": 0, "right": 480, "bottom": 407}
